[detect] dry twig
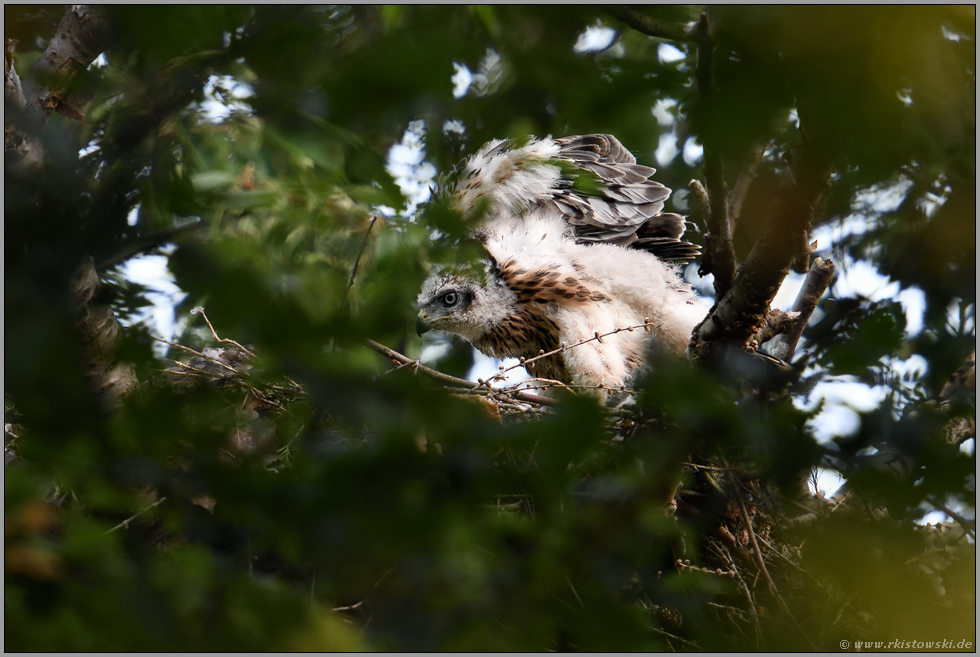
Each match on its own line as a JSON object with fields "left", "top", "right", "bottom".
{"left": 107, "top": 496, "right": 167, "bottom": 533}
{"left": 193, "top": 306, "right": 255, "bottom": 357}
{"left": 732, "top": 484, "right": 816, "bottom": 650}
{"left": 341, "top": 215, "right": 379, "bottom": 313}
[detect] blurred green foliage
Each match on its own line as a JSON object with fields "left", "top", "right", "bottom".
{"left": 5, "top": 5, "right": 974, "bottom": 651}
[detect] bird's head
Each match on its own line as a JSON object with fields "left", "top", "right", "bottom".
{"left": 416, "top": 270, "right": 515, "bottom": 343}
{"left": 416, "top": 274, "right": 479, "bottom": 338}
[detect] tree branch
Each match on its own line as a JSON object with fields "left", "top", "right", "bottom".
{"left": 368, "top": 339, "right": 475, "bottom": 389}
{"left": 70, "top": 258, "right": 139, "bottom": 407}
{"left": 768, "top": 256, "right": 835, "bottom": 361}
{"left": 605, "top": 6, "right": 698, "bottom": 42}
{"left": 5, "top": 5, "right": 112, "bottom": 177}
{"left": 95, "top": 220, "right": 205, "bottom": 271}
{"left": 692, "top": 10, "right": 737, "bottom": 301}
{"left": 692, "top": 152, "right": 832, "bottom": 362}
{"left": 340, "top": 216, "right": 379, "bottom": 313}
{"left": 732, "top": 485, "right": 816, "bottom": 650}
{"left": 729, "top": 143, "right": 766, "bottom": 233}
{"left": 107, "top": 496, "right": 167, "bottom": 533}
{"left": 25, "top": 5, "right": 112, "bottom": 119}
{"left": 366, "top": 339, "right": 558, "bottom": 407}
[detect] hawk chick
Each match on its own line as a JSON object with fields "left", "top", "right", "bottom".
{"left": 417, "top": 134, "right": 708, "bottom": 393}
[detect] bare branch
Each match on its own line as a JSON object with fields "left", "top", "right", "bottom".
{"left": 749, "top": 309, "right": 801, "bottom": 348}
{"left": 729, "top": 143, "right": 766, "bottom": 233}
{"left": 27, "top": 6, "right": 113, "bottom": 117}
{"left": 692, "top": 153, "right": 832, "bottom": 363}
{"left": 193, "top": 307, "right": 255, "bottom": 357}
{"left": 70, "top": 258, "right": 139, "bottom": 407}
{"left": 768, "top": 256, "right": 836, "bottom": 361}
{"left": 929, "top": 497, "right": 976, "bottom": 540}
{"left": 367, "top": 339, "right": 475, "bottom": 389}
{"left": 107, "top": 496, "right": 167, "bottom": 533}
{"left": 341, "top": 215, "right": 379, "bottom": 313}
{"left": 367, "top": 339, "right": 561, "bottom": 408}
{"left": 692, "top": 10, "right": 738, "bottom": 300}
{"left": 476, "top": 319, "right": 662, "bottom": 390}
{"left": 732, "top": 485, "right": 816, "bottom": 650}
{"left": 6, "top": 6, "right": 112, "bottom": 177}
{"left": 605, "top": 6, "right": 698, "bottom": 42}
{"left": 700, "top": 152, "right": 737, "bottom": 299}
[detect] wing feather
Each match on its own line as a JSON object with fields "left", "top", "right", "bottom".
{"left": 552, "top": 134, "right": 701, "bottom": 263}
{"left": 443, "top": 133, "right": 701, "bottom": 263}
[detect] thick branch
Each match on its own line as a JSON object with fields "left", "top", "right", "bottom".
{"left": 24, "top": 5, "right": 112, "bottom": 119}
{"left": 692, "top": 10, "right": 737, "bottom": 300}
{"left": 701, "top": 150, "right": 736, "bottom": 299}
{"left": 768, "top": 256, "right": 836, "bottom": 362}
{"left": 729, "top": 143, "right": 766, "bottom": 233}
{"left": 5, "top": 6, "right": 112, "bottom": 178}
{"left": 605, "top": 6, "right": 698, "bottom": 42}
{"left": 692, "top": 159, "right": 831, "bottom": 362}
{"left": 70, "top": 258, "right": 139, "bottom": 407}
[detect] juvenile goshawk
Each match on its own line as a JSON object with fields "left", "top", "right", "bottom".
{"left": 416, "top": 134, "right": 707, "bottom": 393}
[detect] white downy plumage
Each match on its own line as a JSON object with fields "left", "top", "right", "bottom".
{"left": 416, "top": 134, "right": 709, "bottom": 395}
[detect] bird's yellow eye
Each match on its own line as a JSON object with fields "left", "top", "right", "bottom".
{"left": 443, "top": 291, "right": 458, "bottom": 306}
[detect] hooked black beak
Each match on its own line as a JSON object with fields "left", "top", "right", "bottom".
{"left": 416, "top": 313, "right": 433, "bottom": 336}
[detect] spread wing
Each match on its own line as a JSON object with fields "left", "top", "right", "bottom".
{"left": 549, "top": 134, "right": 701, "bottom": 263}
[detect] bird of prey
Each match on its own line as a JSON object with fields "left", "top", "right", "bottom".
{"left": 416, "top": 134, "right": 708, "bottom": 394}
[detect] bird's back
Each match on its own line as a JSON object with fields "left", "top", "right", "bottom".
{"left": 445, "top": 133, "right": 700, "bottom": 263}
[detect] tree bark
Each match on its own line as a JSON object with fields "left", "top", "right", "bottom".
{"left": 6, "top": 6, "right": 133, "bottom": 407}
{"left": 5, "top": 5, "right": 112, "bottom": 177}
{"left": 691, "top": 157, "right": 832, "bottom": 363}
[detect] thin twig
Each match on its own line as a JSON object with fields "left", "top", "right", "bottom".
{"left": 154, "top": 338, "right": 240, "bottom": 375}
{"left": 374, "top": 566, "right": 395, "bottom": 589}
{"left": 474, "top": 318, "right": 662, "bottom": 390}
{"left": 370, "top": 322, "right": 661, "bottom": 407}
{"left": 368, "top": 339, "right": 561, "bottom": 408}
{"left": 716, "top": 542, "right": 763, "bottom": 649}
{"left": 650, "top": 625, "right": 702, "bottom": 650}
{"left": 732, "top": 485, "right": 816, "bottom": 650}
{"left": 566, "top": 577, "right": 586, "bottom": 609}
{"left": 367, "top": 339, "right": 476, "bottom": 389}
{"left": 377, "top": 357, "right": 424, "bottom": 377}
{"left": 341, "top": 215, "right": 379, "bottom": 313}
{"left": 930, "top": 498, "right": 977, "bottom": 540}
{"left": 170, "top": 360, "right": 221, "bottom": 378}
{"left": 195, "top": 307, "right": 255, "bottom": 356}
{"left": 107, "top": 496, "right": 167, "bottom": 533}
